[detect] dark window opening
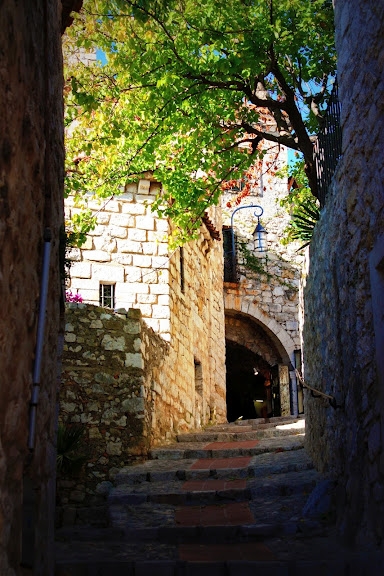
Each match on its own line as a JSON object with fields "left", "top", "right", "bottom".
{"left": 223, "top": 227, "right": 238, "bottom": 283}
{"left": 99, "top": 283, "right": 115, "bottom": 308}
{"left": 180, "top": 247, "right": 185, "bottom": 293}
{"left": 194, "top": 358, "right": 203, "bottom": 395}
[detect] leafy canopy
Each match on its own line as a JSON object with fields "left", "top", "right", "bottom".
{"left": 64, "top": 0, "right": 336, "bottom": 241}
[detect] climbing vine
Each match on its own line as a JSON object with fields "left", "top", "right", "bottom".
{"left": 238, "top": 242, "right": 272, "bottom": 281}
{"left": 238, "top": 242, "right": 298, "bottom": 291}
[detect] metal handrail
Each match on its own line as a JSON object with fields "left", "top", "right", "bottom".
{"left": 295, "top": 369, "right": 343, "bottom": 410}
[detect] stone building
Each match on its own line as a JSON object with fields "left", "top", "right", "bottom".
{"left": 0, "top": 1, "right": 81, "bottom": 574}
{"left": 63, "top": 183, "right": 225, "bottom": 430}
{"left": 303, "top": 0, "right": 384, "bottom": 551}
{"left": 221, "top": 146, "right": 303, "bottom": 421}
{"left": 60, "top": 148, "right": 304, "bottom": 506}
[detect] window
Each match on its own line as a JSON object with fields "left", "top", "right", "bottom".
{"left": 180, "top": 247, "right": 185, "bottom": 293}
{"left": 194, "top": 358, "right": 203, "bottom": 396}
{"left": 223, "top": 228, "right": 237, "bottom": 283}
{"left": 99, "top": 283, "right": 115, "bottom": 308}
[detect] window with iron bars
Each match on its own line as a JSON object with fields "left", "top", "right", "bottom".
{"left": 99, "top": 283, "right": 115, "bottom": 308}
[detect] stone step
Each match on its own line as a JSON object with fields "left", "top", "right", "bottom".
{"left": 176, "top": 419, "right": 305, "bottom": 443}
{"left": 205, "top": 423, "right": 254, "bottom": 432}
{"left": 55, "top": 414, "right": 381, "bottom": 574}
{"left": 104, "top": 456, "right": 318, "bottom": 545}
{"left": 114, "top": 439, "right": 309, "bottom": 486}
{"left": 151, "top": 433, "right": 304, "bottom": 461}
{"left": 107, "top": 469, "right": 320, "bottom": 538}
{"left": 56, "top": 503, "right": 321, "bottom": 547}
{"left": 185, "top": 415, "right": 303, "bottom": 430}
{"left": 199, "top": 417, "right": 301, "bottom": 432}
{"left": 109, "top": 478, "right": 252, "bottom": 506}
{"left": 236, "top": 415, "right": 304, "bottom": 428}
{"left": 56, "top": 552, "right": 384, "bottom": 576}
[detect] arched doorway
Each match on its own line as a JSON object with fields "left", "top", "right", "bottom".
{"left": 225, "top": 310, "right": 293, "bottom": 421}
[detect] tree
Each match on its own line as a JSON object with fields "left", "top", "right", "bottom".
{"left": 64, "top": 0, "right": 336, "bottom": 241}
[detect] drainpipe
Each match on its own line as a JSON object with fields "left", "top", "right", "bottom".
{"left": 289, "top": 354, "right": 299, "bottom": 417}
{"left": 28, "top": 228, "right": 52, "bottom": 451}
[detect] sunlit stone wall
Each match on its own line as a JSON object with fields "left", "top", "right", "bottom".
{"left": 64, "top": 182, "right": 226, "bottom": 447}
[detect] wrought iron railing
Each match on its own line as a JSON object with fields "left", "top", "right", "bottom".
{"left": 313, "top": 79, "right": 342, "bottom": 207}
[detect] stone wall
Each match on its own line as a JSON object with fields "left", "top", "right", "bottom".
{"left": 61, "top": 273, "right": 225, "bottom": 508}
{"left": 65, "top": 184, "right": 226, "bottom": 430}
{"left": 303, "top": 0, "right": 384, "bottom": 549}
{"left": 224, "top": 256, "right": 301, "bottom": 351}
{"left": 59, "top": 304, "right": 169, "bottom": 507}
{"left": 0, "top": 2, "right": 64, "bottom": 574}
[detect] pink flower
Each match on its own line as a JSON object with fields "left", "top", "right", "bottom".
{"left": 65, "top": 290, "right": 83, "bottom": 303}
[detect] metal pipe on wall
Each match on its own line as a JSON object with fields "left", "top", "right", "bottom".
{"left": 28, "top": 228, "right": 52, "bottom": 451}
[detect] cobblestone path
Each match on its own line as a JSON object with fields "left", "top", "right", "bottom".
{"left": 55, "top": 417, "right": 383, "bottom": 575}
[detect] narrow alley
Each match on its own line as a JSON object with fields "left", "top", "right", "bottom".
{"left": 55, "top": 416, "right": 382, "bottom": 575}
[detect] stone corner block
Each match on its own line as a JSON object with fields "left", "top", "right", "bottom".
{"left": 138, "top": 179, "right": 151, "bottom": 195}
{"left": 127, "top": 308, "right": 142, "bottom": 319}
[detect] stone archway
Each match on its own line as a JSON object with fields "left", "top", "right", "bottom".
{"left": 224, "top": 293, "right": 297, "bottom": 361}
{"left": 224, "top": 302, "right": 297, "bottom": 421}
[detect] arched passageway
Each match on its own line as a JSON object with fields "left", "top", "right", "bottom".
{"left": 226, "top": 340, "right": 269, "bottom": 421}
{"left": 225, "top": 310, "right": 293, "bottom": 421}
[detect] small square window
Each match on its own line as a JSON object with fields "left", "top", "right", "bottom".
{"left": 99, "top": 283, "right": 115, "bottom": 308}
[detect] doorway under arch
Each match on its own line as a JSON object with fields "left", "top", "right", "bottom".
{"left": 226, "top": 340, "right": 269, "bottom": 421}
{"left": 225, "top": 310, "right": 292, "bottom": 421}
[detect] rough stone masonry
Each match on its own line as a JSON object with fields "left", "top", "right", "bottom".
{"left": 303, "top": 0, "right": 384, "bottom": 550}
{"left": 0, "top": 1, "right": 66, "bottom": 575}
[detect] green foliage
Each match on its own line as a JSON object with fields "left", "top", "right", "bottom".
{"left": 64, "top": 0, "right": 335, "bottom": 242}
{"left": 278, "top": 157, "right": 320, "bottom": 249}
{"left": 60, "top": 210, "right": 96, "bottom": 285}
{"left": 56, "top": 423, "right": 87, "bottom": 477}
{"left": 288, "top": 198, "right": 320, "bottom": 249}
{"left": 67, "top": 210, "right": 97, "bottom": 248}
{"left": 238, "top": 242, "right": 272, "bottom": 280}
{"left": 238, "top": 242, "right": 298, "bottom": 289}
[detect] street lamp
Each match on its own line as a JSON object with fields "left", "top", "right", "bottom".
{"left": 228, "top": 204, "right": 267, "bottom": 282}
{"left": 230, "top": 203, "right": 267, "bottom": 254}
{"left": 252, "top": 208, "right": 267, "bottom": 253}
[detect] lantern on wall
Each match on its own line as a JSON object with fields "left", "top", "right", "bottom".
{"left": 252, "top": 209, "right": 267, "bottom": 253}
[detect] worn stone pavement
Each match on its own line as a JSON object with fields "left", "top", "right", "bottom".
{"left": 55, "top": 416, "right": 383, "bottom": 575}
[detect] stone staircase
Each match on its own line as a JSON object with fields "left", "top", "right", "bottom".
{"left": 55, "top": 416, "right": 383, "bottom": 575}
